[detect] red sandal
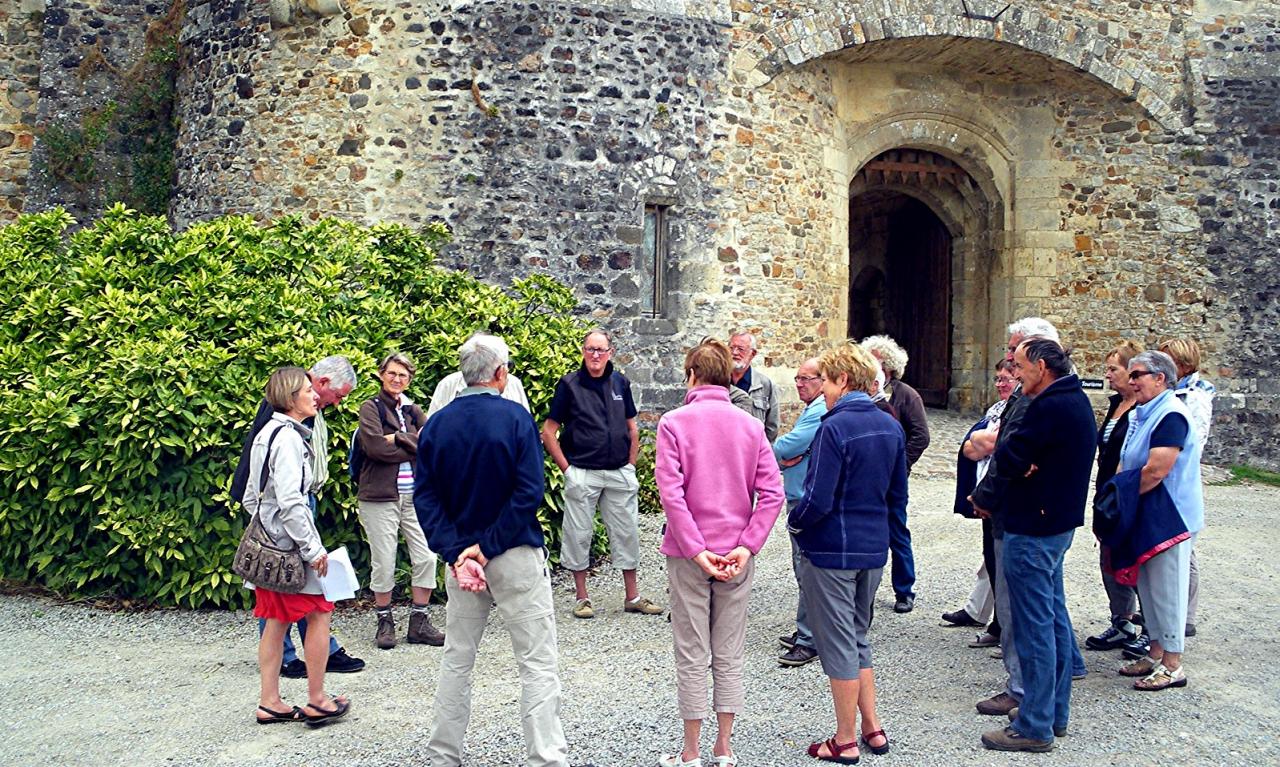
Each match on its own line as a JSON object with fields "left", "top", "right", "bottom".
{"left": 861, "top": 728, "right": 890, "bottom": 755}
{"left": 807, "top": 736, "right": 860, "bottom": 764}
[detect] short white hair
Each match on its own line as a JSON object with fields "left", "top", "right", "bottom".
{"left": 1129, "top": 351, "right": 1178, "bottom": 385}
{"left": 1008, "top": 317, "right": 1060, "bottom": 343}
{"left": 859, "top": 335, "right": 908, "bottom": 378}
{"left": 459, "top": 334, "right": 510, "bottom": 385}
{"left": 309, "top": 355, "right": 356, "bottom": 390}
{"left": 729, "top": 330, "right": 757, "bottom": 350}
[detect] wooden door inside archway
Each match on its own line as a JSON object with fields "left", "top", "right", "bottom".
{"left": 848, "top": 194, "right": 952, "bottom": 406}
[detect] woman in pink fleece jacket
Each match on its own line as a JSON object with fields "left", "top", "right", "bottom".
{"left": 655, "top": 338, "right": 785, "bottom": 767}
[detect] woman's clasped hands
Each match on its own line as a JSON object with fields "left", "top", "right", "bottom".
{"left": 693, "top": 546, "right": 752, "bottom": 581}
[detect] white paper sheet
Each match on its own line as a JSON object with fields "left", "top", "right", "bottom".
{"left": 319, "top": 546, "right": 360, "bottom": 602}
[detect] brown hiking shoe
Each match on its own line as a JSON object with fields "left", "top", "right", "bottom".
{"left": 981, "top": 726, "right": 1054, "bottom": 752}
{"left": 407, "top": 610, "right": 445, "bottom": 646}
{"left": 976, "top": 691, "right": 1019, "bottom": 715}
{"left": 375, "top": 612, "right": 397, "bottom": 650}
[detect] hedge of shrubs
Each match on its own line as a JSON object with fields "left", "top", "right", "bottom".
{"left": 0, "top": 206, "right": 624, "bottom": 608}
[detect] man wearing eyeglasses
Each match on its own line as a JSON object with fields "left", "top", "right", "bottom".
{"left": 729, "top": 331, "right": 780, "bottom": 442}
{"left": 773, "top": 358, "right": 826, "bottom": 667}
{"left": 541, "top": 328, "right": 663, "bottom": 620}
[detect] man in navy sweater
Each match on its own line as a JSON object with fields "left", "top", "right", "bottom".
{"left": 415, "top": 333, "right": 568, "bottom": 767}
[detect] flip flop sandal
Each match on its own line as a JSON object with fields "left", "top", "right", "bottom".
{"left": 860, "top": 729, "right": 890, "bottom": 755}
{"left": 1119, "top": 655, "right": 1159, "bottom": 677}
{"left": 1134, "top": 663, "right": 1187, "bottom": 691}
{"left": 808, "top": 736, "right": 860, "bottom": 764}
{"left": 256, "top": 705, "right": 304, "bottom": 724}
{"left": 303, "top": 697, "right": 351, "bottom": 727}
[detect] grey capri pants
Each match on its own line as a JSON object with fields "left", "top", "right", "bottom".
{"left": 799, "top": 553, "right": 883, "bottom": 679}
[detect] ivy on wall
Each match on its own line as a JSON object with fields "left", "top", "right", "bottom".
{"left": 38, "top": 1, "right": 185, "bottom": 216}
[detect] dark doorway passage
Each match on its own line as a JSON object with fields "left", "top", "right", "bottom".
{"left": 849, "top": 193, "right": 953, "bottom": 407}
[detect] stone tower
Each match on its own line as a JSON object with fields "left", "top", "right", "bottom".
{"left": 7, "top": 0, "right": 1280, "bottom": 467}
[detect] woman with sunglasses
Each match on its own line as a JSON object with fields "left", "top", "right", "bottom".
{"left": 1115, "top": 351, "right": 1203, "bottom": 691}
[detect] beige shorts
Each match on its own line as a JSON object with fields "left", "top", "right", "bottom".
{"left": 357, "top": 493, "right": 438, "bottom": 593}
{"left": 558, "top": 465, "right": 640, "bottom": 572}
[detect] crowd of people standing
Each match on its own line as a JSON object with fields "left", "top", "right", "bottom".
{"left": 233, "top": 318, "right": 1213, "bottom": 764}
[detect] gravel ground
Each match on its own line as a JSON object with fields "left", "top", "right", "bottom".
{"left": 1, "top": 411, "right": 1275, "bottom": 767}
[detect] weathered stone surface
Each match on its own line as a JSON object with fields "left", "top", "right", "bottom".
{"left": 7, "top": 0, "right": 1280, "bottom": 466}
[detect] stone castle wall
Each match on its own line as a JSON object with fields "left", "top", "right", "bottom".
{"left": 12, "top": 0, "right": 1280, "bottom": 466}
{"left": 23, "top": 0, "right": 158, "bottom": 221}
{"left": 0, "top": 1, "right": 45, "bottom": 223}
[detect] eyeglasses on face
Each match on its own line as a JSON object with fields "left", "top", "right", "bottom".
{"left": 584, "top": 346, "right": 611, "bottom": 357}
{"left": 794, "top": 375, "right": 822, "bottom": 384}
{"left": 729, "top": 344, "right": 753, "bottom": 354}
{"left": 1128, "top": 370, "right": 1157, "bottom": 381}
{"left": 994, "top": 376, "right": 1015, "bottom": 385}
{"left": 384, "top": 371, "right": 411, "bottom": 380}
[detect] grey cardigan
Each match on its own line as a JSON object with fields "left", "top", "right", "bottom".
{"left": 242, "top": 413, "right": 327, "bottom": 594}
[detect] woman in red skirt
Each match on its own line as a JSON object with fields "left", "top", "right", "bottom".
{"left": 244, "top": 367, "right": 351, "bottom": 726}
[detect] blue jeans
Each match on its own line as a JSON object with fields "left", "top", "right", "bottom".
{"left": 1004, "top": 530, "right": 1077, "bottom": 741}
{"left": 257, "top": 616, "right": 341, "bottom": 665}
{"left": 887, "top": 502, "right": 915, "bottom": 598}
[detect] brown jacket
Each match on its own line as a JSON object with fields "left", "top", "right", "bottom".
{"left": 356, "top": 389, "right": 426, "bottom": 502}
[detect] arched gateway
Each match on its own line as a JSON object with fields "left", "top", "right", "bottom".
{"left": 732, "top": 5, "right": 1178, "bottom": 410}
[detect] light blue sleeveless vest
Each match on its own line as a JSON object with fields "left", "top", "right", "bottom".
{"left": 1119, "top": 389, "right": 1203, "bottom": 533}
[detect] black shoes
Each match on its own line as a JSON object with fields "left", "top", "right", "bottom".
{"left": 941, "top": 609, "right": 983, "bottom": 627}
{"left": 327, "top": 648, "right": 366, "bottom": 673}
{"left": 1121, "top": 629, "right": 1152, "bottom": 660}
{"left": 1085, "top": 618, "right": 1140, "bottom": 651}
{"left": 779, "top": 644, "right": 820, "bottom": 667}
{"left": 779, "top": 631, "right": 798, "bottom": 650}
{"left": 894, "top": 594, "right": 915, "bottom": 613}
{"left": 279, "top": 647, "right": 366, "bottom": 678}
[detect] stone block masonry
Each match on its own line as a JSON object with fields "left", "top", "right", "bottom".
{"left": 11, "top": 0, "right": 1280, "bottom": 468}
{"left": 0, "top": 3, "right": 44, "bottom": 222}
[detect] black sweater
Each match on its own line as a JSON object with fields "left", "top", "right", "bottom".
{"left": 992, "top": 375, "right": 1098, "bottom": 537}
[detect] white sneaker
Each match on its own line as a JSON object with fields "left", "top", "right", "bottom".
{"left": 658, "top": 754, "right": 702, "bottom": 767}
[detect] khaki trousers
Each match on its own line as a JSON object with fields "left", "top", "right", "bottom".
{"left": 357, "top": 493, "right": 437, "bottom": 592}
{"left": 667, "top": 555, "right": 756, "bottom": 720}
{"left": 427, "top": 546, "right": 567, "bottom": 767}
{"left": 559, "top": 465, "right": 640, "bottom": 572}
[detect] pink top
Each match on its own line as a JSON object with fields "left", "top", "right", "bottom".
{"left": 656, "top": 386, "right": 785, "bottom": 558}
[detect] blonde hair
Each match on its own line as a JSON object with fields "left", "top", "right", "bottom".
{"left": 685, "top": 338, "right": 733, "bottom": 387}
{"left": 1106, "top": 340, "right": 1145, "bottom": 369}
{"left": 859, "top": 335, "right": 908, "bottom": 379}
{"left": 1158, "top": 338, "right": 1201, "bottom": 376}
{"left": 265, "top": 366, "right": 310, "bottom": 413}
{"left": 818, "top": 344, "right": 878, "bottom": 395}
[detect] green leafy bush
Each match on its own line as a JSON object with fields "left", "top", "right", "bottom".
{"left": 0, "top": 206, "right": 599, "bottom": 608}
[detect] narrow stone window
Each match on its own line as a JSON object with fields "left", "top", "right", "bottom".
{"left": 641, "top": 204, "right": 669, "bottom": 316}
